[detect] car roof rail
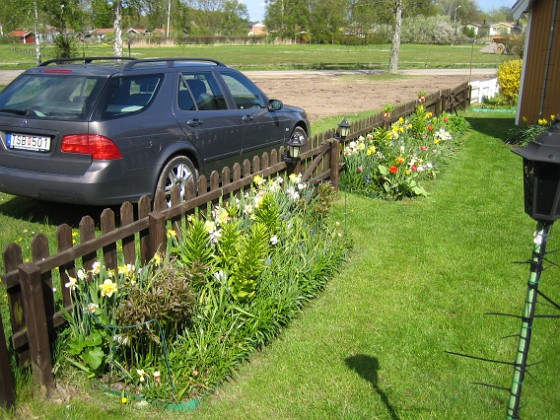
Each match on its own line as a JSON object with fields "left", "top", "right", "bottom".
{"left": 122, "top": 57, "right": 227, "bottom": 70}
{"left": 39, "top": 57, "right": 138, "bottom": 67}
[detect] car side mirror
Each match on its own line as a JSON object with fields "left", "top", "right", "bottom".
{"left": 268, "top": 99, "right": 283, "bottom": 111}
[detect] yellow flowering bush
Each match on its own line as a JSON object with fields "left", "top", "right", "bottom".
{"left": 497, "top": 59, "right": 522, "bottom": 104}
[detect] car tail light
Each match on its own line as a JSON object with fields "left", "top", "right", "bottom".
{"left": 61, "top": 134, "right": 123, "bottom": 160}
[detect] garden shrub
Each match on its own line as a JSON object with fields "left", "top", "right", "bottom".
{"left": 56, "top": 173, "right": 349, "bottom": 403}
{"left": 340, "top": 100, "right": 469, "bottom": 199}
{"left": 497, "top": 59, "right": 523, "bottom": 104}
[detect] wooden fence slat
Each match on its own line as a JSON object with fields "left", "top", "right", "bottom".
{"left": 79, "top": 216, "right": 97, "bottom": 272}
{"left": 210, "top": 171, "right": 220, "bottom": 191}
{"left": 100, "top": 209, "right": 117, "bottom": 271}
{"left": 138, "top": 195, "right": 151, "bottom": 265}
{"left": 120, "top": 202, "right": 136, "bottom": 265}
{"left": 148, "top": 211, "right": 166, "bottom": 261}
{"left": 0, "top": 311, "right": 15, "bottom": 409}
{"left": 169, "top": 185, "right": 183, "bottom": 237}
{"left": 18, "top": 262, "right": 55, "bottom": 396}
{"left": 57, "top": 224, "right": 75, "bottom": 309}
{"left": 232, "top": 162, "right": 241, "bottom": 181}
{"left": 31, "top": 234, "right": 54, "bottom": 336}
{"left": 2, "top": 243, "right": 25, "bottom": 358}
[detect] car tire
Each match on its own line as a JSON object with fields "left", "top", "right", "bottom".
{"left": 156, "top": 155, "right": 197, "bottom": 206}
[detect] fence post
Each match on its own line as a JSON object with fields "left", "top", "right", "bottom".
{"left": 18, "top": 262, "right": 55, "bottom": 397}
{"left": 330, "top": 138, "right": 340, "bottom": 192}
{"left": 148, "top": 211, "right": 166, "bottom": 261}
{"left": 0, "top": 311, "right": 16, "bottom": 409}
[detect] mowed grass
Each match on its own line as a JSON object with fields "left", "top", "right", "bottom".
{"left": 4, "top": 112, "right": 560, "bottom": 419}
{"left": 187, "top": 113, "right": 560, "bottom": 419}
{"left": 0, "top": 43, "right": 510, "bottom": 70}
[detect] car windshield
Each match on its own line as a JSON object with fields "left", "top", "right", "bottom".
{"left": 0, "top": 74, "right": 103, "bottom": 120}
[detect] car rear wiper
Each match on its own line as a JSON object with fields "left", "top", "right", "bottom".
{"left": 0, "top": 108, "right": 29, "bottom": 115}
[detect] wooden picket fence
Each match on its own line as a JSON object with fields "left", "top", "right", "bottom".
{"left": 0, "top": 82, "right": 470, "bottom": 409}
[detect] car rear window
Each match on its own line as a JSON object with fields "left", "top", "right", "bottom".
{"left": 0, "top": 74, "right": 103, "bottom": 120}
{"left": 101, "top": 75, "right": 162, "bottom": 118}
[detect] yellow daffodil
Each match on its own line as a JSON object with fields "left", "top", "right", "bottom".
{"left": 99, "top": 279, "right": 118, "bottom": 297}
{"left": 367, "top": 146, "right": 376, "bottom": 155}
{"left": 118, "top": 263, "right": 135, "bottom": 277}
{"left": 204, "top": 220, "right": 216, "bottom": 233}
{"left": 167, "top": 229, "right": 177, "bottom": 238}
{"left": 253, "top": 175, "right": 264, "bottom": 186}
{"left": 152, "top": 252, "right": 163, "bottom": 266}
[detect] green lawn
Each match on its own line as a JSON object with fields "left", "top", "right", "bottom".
{"left": 5, "top": 113, "right": 560, "bottom": 419}
{"left": 0, "top": 43, "right": 510, "bottom": 70}
{"left": 189, "top": 113, "right": 560, "bottom": 419}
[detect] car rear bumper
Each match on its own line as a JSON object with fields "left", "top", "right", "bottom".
{"left": 0, "top": 162, "right": 150, "bottom": 206}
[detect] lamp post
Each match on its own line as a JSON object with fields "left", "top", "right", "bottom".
{"left": 509, "top": 117, "right": 560, "bottom": 419}
{"left": 454, "top": 5, "right": 461, "bottom": 24}
{"left": 337, "top": 118, "right": 351, "bottom": 141}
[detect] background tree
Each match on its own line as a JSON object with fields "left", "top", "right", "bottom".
{"left": 0, "top": 0, "right": 35, "bottom": 37}
{"left": 41, "top": 0, "right": 86, "bottom": 58}
{"left": 264, "top": 0, "right": 311, "bottom": 41}
{"left": 91, "top": 0, "right": 113, "bottom": 28}
{"left": 308, "top": 0, "right": 348, "bottom": 44}
{"left": 221, "top": 0, "right": 249, "bottom": 36}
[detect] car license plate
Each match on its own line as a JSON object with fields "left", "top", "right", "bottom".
{"left": 6, "top": 133, "right": 51, "bottom": 152}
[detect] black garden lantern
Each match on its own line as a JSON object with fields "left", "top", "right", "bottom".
{"left": 337, "top": 118, "right": 351, "bottom": 140}
{"left": 513, "top": 117, "right": 560, "bottom": 222}
{"left": 284, "top": 129, "right": 305, "bottom": 163}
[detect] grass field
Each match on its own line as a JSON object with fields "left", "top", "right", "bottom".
{"left": 0, "top": 43, "right": 511, "bottom": 70}
{"left": 4, "top": 112, "right": 560, "bottom": 419}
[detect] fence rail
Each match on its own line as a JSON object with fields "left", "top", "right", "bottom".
{"left": 0, "top": 82, "right": 469, "bottom": 409}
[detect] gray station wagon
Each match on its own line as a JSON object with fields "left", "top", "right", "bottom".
{"left": 0, "top": 57, "right": 309, "bottom": 206}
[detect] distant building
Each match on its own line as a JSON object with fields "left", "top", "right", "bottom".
{"left": 488, "top": 22, "right": 515, "bottom": 37}
{"left": 8, "top": 30, "right": 35, "bottom": 44}
{"left": 249, "top": 22, "right": 267, "bottom": 36}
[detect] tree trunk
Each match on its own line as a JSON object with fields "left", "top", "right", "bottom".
{"left": 33, "top": 0, "right": 41, "bottom": 64}
{"left": 389, "top": 0, "right": 402, "bottom": 74}
{"left": 113, "top": 0, "right": 123, "bottom": 57}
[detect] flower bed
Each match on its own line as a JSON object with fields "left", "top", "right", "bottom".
{"left": 57, "top": 173, "right": 349, "bottom": 405}
{"left": 340, "top": 102, "right": 470, "bottom": 199}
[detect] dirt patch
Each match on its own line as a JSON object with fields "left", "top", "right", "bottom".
{"left": 0, "top": 68, "right": 496, "bottom": 122}
{"left": 246, "top": 69, "right": 496, "bottom": 122}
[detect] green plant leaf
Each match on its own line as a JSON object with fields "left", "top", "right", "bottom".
{"left": 81, "top": 347, "right": 105, "bottom": 371}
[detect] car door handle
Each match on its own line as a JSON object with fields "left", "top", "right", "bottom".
{"left": 187, "top": 118, "right": 203, "bottom": 127}
{"left": 242, "top": 115, "right": 254, "bottom": 122}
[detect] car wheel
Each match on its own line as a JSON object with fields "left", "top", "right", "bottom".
{"left": 156, "top": 155, "right": 197, "bottom": 206}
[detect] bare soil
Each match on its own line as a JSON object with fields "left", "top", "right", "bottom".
{"left": 246, "top": 69, "right": 497, "bottom": 121}
{"left": 0, "top": 68, "right": 497, "bottom": 122}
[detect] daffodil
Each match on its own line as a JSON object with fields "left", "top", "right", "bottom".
{"left": 152, "top": 252, "right": 163, "bottom": 266}
{"left": 167, "top": 229, "right": 177, "bottom": 238}
{"left": 65, "top": 276, "right": 78, "bottom": 291}
{"left": 91, "top": 261, "right": 101, "bottom": 275}
{"left": 99, "top": 279, "right": 118, "bottom": 297}
{"left": 253, "top": 175, "right": 264, "bottom": 186}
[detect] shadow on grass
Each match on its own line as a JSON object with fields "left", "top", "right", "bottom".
{"left": 345, "top": 354, "right": 400, "bottom": 420}
{"left": 464, "top": 115, "right": 516, "bottom": 140}
{"left": 0, "top": 195, "right": 115, "bottom": 228}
